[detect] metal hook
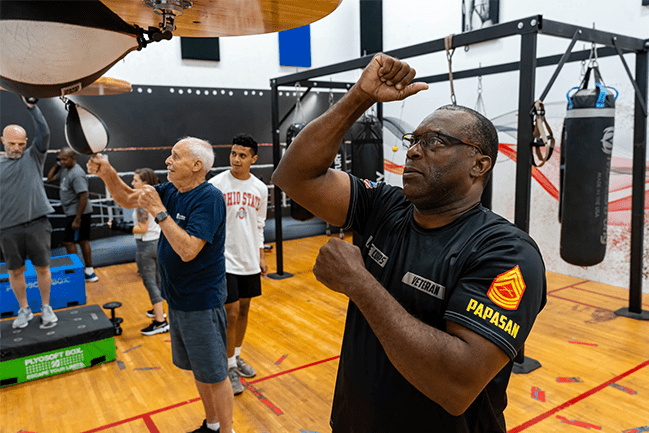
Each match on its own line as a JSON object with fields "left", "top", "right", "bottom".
{"left": 475, "top": 63, "right": 486, "bottom": 115}
{"left": 294, "top": 82, "right": 305, "bottom": 123}
{"left": 588, "top": 23, "right": 599, "bottom": 68}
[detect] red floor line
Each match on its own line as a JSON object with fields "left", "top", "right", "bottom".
{"left": 81, "top": 356, "right": 341, "bottom": 432}
{"left": 549, "top": 281, "right": 649, "bottom": 309}
{"left": 143, "top": 415, "right": 160, "bottom": 433}
{"left": 547, "top": 280, "right": 590, "bottom": 295}
{"left": 80, "top": 397, "right": 201, "bottom": 433}
{"left": 139, "top": 397, "right": 203, "bottom": 417}
{"left": 570, "top": 285, "right": 649, "bottom": 307}
{"left": 547, "top": 293, "right": 608, "bottom": 310}
{"left": 243, "top": 380, "right": 284, "bottom": 415}
{"left": 249, "top": 355, "right": 341, "bottom": 384}
{"left": 508, "top": 359, "right": 649, "bottom": 433}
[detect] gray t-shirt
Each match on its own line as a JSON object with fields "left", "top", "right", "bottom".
{"left": 57, "top": 164, "right": 92, "bottom": 216}
{"left": 0, "top": 105, "right": 55, "bottom": 230}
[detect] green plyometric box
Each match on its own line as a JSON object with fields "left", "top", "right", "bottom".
{"left": 0, "top": 304, "right": 117, "bottom": 387}
{"left": 1, "top": 337, "right": 116, "bottom": 387}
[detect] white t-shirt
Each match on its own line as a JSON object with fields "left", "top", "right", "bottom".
{"left": 209, "top": 170, "right": 268, "bottom": 275}
{"left": 132, "top": 207, "right": 161, "bottom": 242}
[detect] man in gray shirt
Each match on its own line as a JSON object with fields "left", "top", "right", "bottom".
{"left": 48, "top": 148, "right": 98, "bottom": 282}
{"left": 0, "top": 97, "right": 57, "bottom": 329}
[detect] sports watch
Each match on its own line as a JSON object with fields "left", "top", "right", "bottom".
{"left": 154, "top": 211, "right": 169, "bottom": 224}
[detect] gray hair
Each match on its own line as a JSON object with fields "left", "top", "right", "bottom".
{"left": 179, "top": 136, "right": 214, "bottom": 174}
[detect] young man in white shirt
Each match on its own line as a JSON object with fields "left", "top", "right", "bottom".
{"left": 209, "top": 134, "right": 268, "bottom": 395}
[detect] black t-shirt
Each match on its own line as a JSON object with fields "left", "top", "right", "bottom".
{"left": 330, "top": 175, "right": 547, "bottom": 433}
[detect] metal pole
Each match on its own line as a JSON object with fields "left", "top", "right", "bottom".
{"left": 514, "top": 32, "right": 538, "bottom": 233}
{"left": 512, "top": 31, "right": 542, "bottom": 374}
{"left": 268, "top": 80, "right": 292, "bottom": 280}
{"left": 616, "top": 49, "right": 649, "bottom": 319}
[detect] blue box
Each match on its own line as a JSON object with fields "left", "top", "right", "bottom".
{"left": 0, "top": 254, "right": 86, "bottom": 318}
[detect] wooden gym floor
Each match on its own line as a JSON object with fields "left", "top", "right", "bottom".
{"left": 1, "top": 234, "right": 648, "bottom": 433}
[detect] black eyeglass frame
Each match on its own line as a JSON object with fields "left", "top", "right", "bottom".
{"left": 401, "top": 131, "right": 484, "bottom": 155}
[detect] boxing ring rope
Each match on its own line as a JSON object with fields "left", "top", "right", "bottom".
{"left": 42, "top": 162, "right": 277, "bottom": 232}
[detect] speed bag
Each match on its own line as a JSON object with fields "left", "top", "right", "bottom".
{"left": 559, "top": 82, "right": 615, "bottom": 266}
{"left": 65, "top": 100, "right": 109, "bottom": 155}
{"left": 285, "top": 123, "right": 314, "bottom": 221}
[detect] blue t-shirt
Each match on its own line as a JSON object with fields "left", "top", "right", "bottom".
{"left": 154, "top": 181, "right": 227, "bottom": 311}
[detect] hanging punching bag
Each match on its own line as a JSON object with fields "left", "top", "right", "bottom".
{"left": 559, "top": 66, "right": 617, "bottom": 266}
{"left": 286, "top": 123, "right": 314, "bottom": 221}
{"left": 348, "top": 114, "right": 383, "bottom": 182}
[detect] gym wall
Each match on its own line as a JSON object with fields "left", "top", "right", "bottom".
{"left": 0, "top": 87, "right": 343, "bottom": 248}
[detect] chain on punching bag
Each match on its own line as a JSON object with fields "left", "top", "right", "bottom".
{"left": 559, "top": 64, "right": 618, "bottom": 266}
{"left": 285, "top": 123, "right": 314, "bottom": 221}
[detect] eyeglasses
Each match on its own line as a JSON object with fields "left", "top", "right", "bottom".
{"left": 401, "top": 131, "right": 484, "bottom": 155}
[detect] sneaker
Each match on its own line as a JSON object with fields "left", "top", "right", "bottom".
{"left": 189, "top": 419, "right": 218, "bottom": 433}
{"left": 40, "top": 304, "right": 58, "bottom": 326}
{"left": 146, "top": 309, "right": 167, "bottom": 319}
{"left": 12, "top": 306, "right": 33, "bottom": 329}
{"left": 236, "top": 356, "right": 256, "bottom": 378}
{"left": 85, "top": 272, "right": 99, "bottom": 282}
{"left": 228, "top": 367, "right": 244, "bottom": 395}
{"left": 141, "top": 320, "right": 169, "bottom": 336}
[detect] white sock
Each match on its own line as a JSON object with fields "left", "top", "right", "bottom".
{"left": 228, "top": 356, "right": 237, "bottom": 370}
{"left": 234, "top": 347, "right": 242, "bottom": 358}
{"left": 206, "top": 421, "right": 219, "bottom": 431}
{"left": 85, "top": 267, "right": 94, "bottom": 275}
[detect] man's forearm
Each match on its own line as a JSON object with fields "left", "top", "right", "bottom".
{"left": 313, "top": 237, "right": 508, "bottom": 416}
{"left": 158, "top": 218, "right": 206, "bottom": 262}
{"left": 28, "top": 105, "right": 50, "bottom": 153}
{"left": 76, "top": 192, "right": 88, "bottom": 220}
{"left": 347, "top": 272, "right": 507, "bottom": 416}
{"left": 99, "top": 166, "right": 138, "bottom": 209}
{"left": 272, "top": 87, "right": 374, "bottom": 187}
{"left": 47, "top": 163, "right": 60, "bottom": 182}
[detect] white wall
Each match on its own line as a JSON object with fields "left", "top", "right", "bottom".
{"left": 106, "top": 0, "right": 360, "bottom": 89}
{"left": 377, "top": 1, "right": 649, "bottom": 293}
{"left": 105, "top": 0, "right": 649, "bottom": 292}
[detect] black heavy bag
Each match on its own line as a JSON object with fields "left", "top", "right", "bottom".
{"left": 286, "top": 123, "right": 314, "bottom": 221}
{"left": 559, "top": 66, "right": 617, "bottom": 266}
{"left": 348, "top": 115, "right": 383, "bottom": 182}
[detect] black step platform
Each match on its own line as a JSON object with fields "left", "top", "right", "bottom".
{"left": 0, "top": 304, "right": 116, "bottom": 387}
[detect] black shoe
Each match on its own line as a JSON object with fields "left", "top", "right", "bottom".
{"left": 146, "top": 309, "right": 166, "bottom": 318}
{"left": 189, "top": 419, "right": 219, "bottom": 433}
{"left": 141, "top": 320, "right": 169, "bottom": 336}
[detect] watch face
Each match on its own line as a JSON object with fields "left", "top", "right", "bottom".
{"left": 156, "top": 212, "right": 168, "bottom": 223}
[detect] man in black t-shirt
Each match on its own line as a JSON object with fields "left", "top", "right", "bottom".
{"left": 272, "top": 53, "right": 547, "bottom": 433}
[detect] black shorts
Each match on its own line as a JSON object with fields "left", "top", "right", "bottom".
{"left": 0, "top": 216, "right": 52, "bottom": 269}
{"left": 63, "top": 214, "right": 92, "bottom": 243}
{"left": 225, "top": 273, "right": 261, "bottom": 304}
